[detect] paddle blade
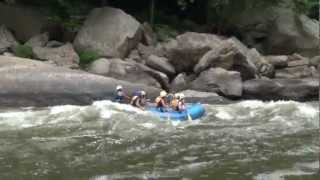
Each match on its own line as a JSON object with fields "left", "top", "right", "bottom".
{"left": 187, "top": 114, "right": 192, "bottom": 121}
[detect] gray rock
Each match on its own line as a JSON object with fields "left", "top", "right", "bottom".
{"left": 310, "top": 55, "right": 320, "bottom": 67}
{"left": 2, "top": 52, "right": 14, "bottom": 57}
{"left": 163, "top": 32, "right": 223, "bottom": 73}
{"left": 246, "top": 48, "right": 274, "bottom": 78}
{"left": 74, "top": 7, "right": 142, "bottom": 58}
{"left": 265, "top": 55, "right": 289, "bottom": 68}
{"left": 179, "top": 90, "right": 231, "bottom": 104}
{"left": 171, "top": 73, "right": 188, "bottom": 92}
{"left": 233, "top": 6, "right": 320, "bottom": 57}
{"left": 0, "top": 25, "right": 19, "bottom": 53}
{"left": 0, "top": 55, "right": 160, "bottom": 107}
{"left": 33, "top": 43, "right": 79, "bottom": 69}
{"left": 310, "top": 66, "right": 319, "bottom": 78}
{"left": 194, "top": 41, "right": 235, "bottom": 73}
{"left": 128, "top": 49, "right": 143, "bottom": 63}
{"left": 25, "top": 32, "right": 49, "bottom": 48}
{"left": 287, "top": 59, "right": 309, "bottom": 67}
{"left": 146, "top": 55, "right": 176, "bottom": 76}
{"left": 0, "top": 3, "right": 49, "bottom": 42}
{"left": 88, "top": 58, "right": 164, "bottom": 88}
{"left": 138, "top": 63, "right": 170, "bottom": 91}
{"left": 191, "top": 68, "right": 242, "bottom": 97}
{"left": 141, "top": 22, "right": 157, "bottom": 46}
{"left": 243, "top": 78, "right": 318, "bottom": 101}
{"left": 137, "top": 43, "right": 158, "bottom": 59}
{"left": 225, "top": 37, "right": 258, "bottom": 80}
{"left": 288, "top": 53, "right": 309, "bottom": 62}
{"left": 87, "top": 58, "right": 111, "bottom": 75}
{"left": 46, "top": 41, "right": 64, "bottom": 48}
{"left": 275, "top": 66, "right": 312, "bottom": 79}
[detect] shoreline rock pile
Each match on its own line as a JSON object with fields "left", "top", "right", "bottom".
{"left": 0, "top": 5, "right": 319, "bottom": 106}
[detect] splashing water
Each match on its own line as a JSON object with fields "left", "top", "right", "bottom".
{"left": 0, "top": 100, "right": 318, "bottom": 179}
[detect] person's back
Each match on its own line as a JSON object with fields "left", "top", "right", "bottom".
{"left": 177, "top": 93, "right": 186, "bottom": 112}
{"left": 155, "top": 90, "right": 168, "bottom": 112}
{"left": 171, "top": 93, "right": 180, "bottom": 111}
{"left": 130, "top": 91, "right": 146, "bottom": 110}
{"left": 115, "top": 85, "right": 125, "bottom": 103}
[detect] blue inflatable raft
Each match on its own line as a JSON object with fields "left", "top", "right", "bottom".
{"left": 147, "top": 103, "right": 205, "bottom": 121}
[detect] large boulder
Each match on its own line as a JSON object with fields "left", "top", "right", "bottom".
{"left": 246, "top": 48, "right": 274, "bottom": 78}
{"left": 141, "top": 22, "right": 157, "bottom": 46}
{"left": 170, "top": 73, "right": 189, "bottom": 92}
{"left": 265, "top": 55, "right": 289, "bottom": 68}
{"left": 191, "top": 68, "right": 242, "bottom": 97}
{"left": 88, "top": 58, "right": 168, "bottom": 89}
{"left": 0, "top": 55, "right": 160, "bottom": 107}
{"left": 137, "top": 43, "right": 165, "bottom": 60}
{"left": 243, "top": 78, "right": 318, "bottom": 101}
{"left": 194, "top": 41, "right": 235, "bottom": 73}
{"left": 138, "top": 63, "right": 170, "bottom": 91}
{"left": 311, "top": 66, "right": 319, "bottom": 78}
{"left": 0, "top": 3, "right": 49, "bottom": 42}
{"left": 46, "top": 41, "right": 64, "bottom": 48}
{"left": 310, "top": 55, "right": 320, "bottom": 67}
{"left": 162, "top": 32, "right": 223, "bottom": 73}
{"left": 275, "top": 66, "right": 312, "bottom": 79}
{"left": 74, "top": 7, "right": 142, "bottom": 58}
{"left": 0, "top": 25, "right": 19, "bottom": 53}
{"left": 234, "top": 6, "right": 320, "bottom": 57}
{"left": 25, "top": 32, "right": 49, "bottom": 48}
{"left": 287, "top": 59, "right": 309, "bottom": 67}
{"left": 225, "top": 37, "right": 258, "bottom": 80}
{"left": 193, "top": 39, "right": 273, "bottom": 79}
{"left": 33, "top": 43, "right": 80, "bottom": 69}
{"left": 179, "top": 90, "right": 230, "bottom": 104}
{"left": 146, "top": 55, "right": 176, "bottom": 76}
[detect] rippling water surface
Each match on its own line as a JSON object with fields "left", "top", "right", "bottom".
{"left": 0, "top": 100, "right": 318, "bottom": 180}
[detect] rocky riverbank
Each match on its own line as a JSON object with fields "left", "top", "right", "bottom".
{"left": 0, "top": 4, "right": 319, "bottom": 106}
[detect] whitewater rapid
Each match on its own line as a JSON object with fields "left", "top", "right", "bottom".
{"left": 0, "top": 100, "right": 318, "bottom": 179}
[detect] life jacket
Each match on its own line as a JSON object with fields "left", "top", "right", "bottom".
{"left": 130, "top": 96, "right": 139, "bottom": 106}
{"left": 178, "top": 100, "right": 185, "bottom": 111}
{"left": 171, "top": 99, "right": 179, "bottom": 111}
{"left": 115, "top": 90, "right": 124, "bottom": 102}
{"left": 155, "top": 96, "right": 166, "bottom": 108}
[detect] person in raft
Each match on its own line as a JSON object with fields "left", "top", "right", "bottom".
{"left": 171, "top": 93, "right": 180, "bottom": 111}
{"left": 171, "top": 93, "right": 186, "bottom": 112}
{"left": 130, "top": 90, "right": 147, "bottom": 110}
{"left": 155, "top": 90, "right": 169, "bottom": 112}
{"left": 114, "top": 85, "right": 130, "bottom": 103}
{"left": 177, "top": 93, "right": 186, "bottom": 112}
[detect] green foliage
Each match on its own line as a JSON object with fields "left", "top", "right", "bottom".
{"left": 292, "top": 0, "right": 319, "bottom": 18}
{"left": 207, "top": 0, "right": 282, "bottom": 29}
{"left": 14, "top": 45, "right": 34, "bottom": 59}
{"left": 79, "top": 51, "right": 99, "bottom": 64}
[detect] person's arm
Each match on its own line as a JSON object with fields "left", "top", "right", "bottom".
{"left": 137, "top": 99, "right": 145, "bottom": 110}
{"left": 162, "top": 99, "right": 169, "bottom": 108}
{"left": 123, "top": 92, "right": 131, "bottom": 100}
{"left": 178, "top": 101, "right": 185, "bottom": 111}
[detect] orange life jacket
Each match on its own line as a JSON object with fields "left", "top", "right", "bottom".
{"left": 155, "top": 96, "right": 166, "bottom": 108}
{"left": 171, "top": 99, "right": 179, "bottom": 110}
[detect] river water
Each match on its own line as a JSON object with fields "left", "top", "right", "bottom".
{"left": 0, "top": 100, "right": 318, "bottom": 180}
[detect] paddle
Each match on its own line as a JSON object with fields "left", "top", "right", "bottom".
{"left": 186, "top": 109, "right": 192, "bottom": 121}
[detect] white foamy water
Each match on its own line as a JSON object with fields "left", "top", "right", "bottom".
{"left": 0, "top": 100, "right": 318, "bottom": 179}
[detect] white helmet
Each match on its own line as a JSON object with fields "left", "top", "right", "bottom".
{"left": 116, "top": 85, "right": 123, "bottom": 90}
{"left": 140, "top": 91, "right": 146, "bottom": 96}
{"left": 160, "top": 90, "right": 167, "bottom": 97}
{"left": 174, "top": 93, "right": 180, "bottom": 99}
{"left": 179, "top": 93, "right": 185, "bottom": 99}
